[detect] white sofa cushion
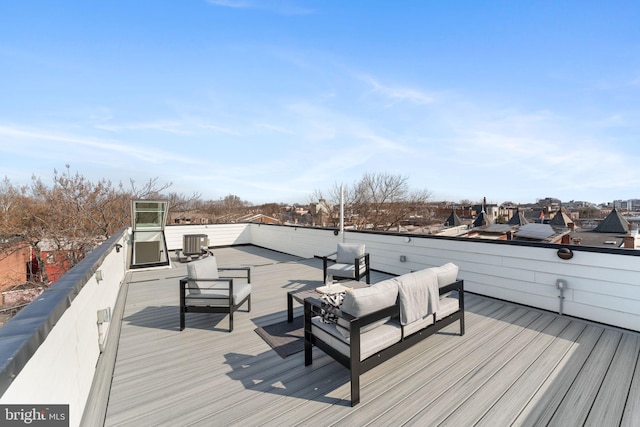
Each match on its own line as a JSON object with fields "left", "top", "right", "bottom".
{"left": 436, "top": 294, "right": 460, "bottom": 321}
{"left": 402, "top": 313, "right": 435, "bottom": 336}
{"left": 312, "top": 316, "right": 402, "bottom": 360}
{"left": 337, "top": 278, "right": 399, "bottom": 339}
{"left": 430, "top": 262, "right": 459, "bottom": 287}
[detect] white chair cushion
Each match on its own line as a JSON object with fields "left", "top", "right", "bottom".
{"left": 336, "top": 243, "right": 365, "bottom": 264}
{"left": 185, "top": 283, "right": 251, "bottom": 306}
{"left": 327, "top": 263, "right": 357, "bottom": 278}
{"left": 186, "top": 256, "right": 220, "bottom": 295}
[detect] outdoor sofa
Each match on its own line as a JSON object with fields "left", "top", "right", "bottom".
{"left": 304, "top": 263, "right": 464, "bottom": 406}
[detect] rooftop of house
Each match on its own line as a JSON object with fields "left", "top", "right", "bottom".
{"left": 102, "top": 246, "right": 640, "bottom": 426}
{"left": 568, "top": 230, "right": 635, "bottom": 248}
{"left": 2, "top": 224, "right": 640, "bottom": 426}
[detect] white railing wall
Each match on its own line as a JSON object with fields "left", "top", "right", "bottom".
{"left": 0, "top": 231, "right": 128, "bottom": 426}
{"left": 247, "top": 224, "right": 640, "bottom": 332}
{"left": 248, "top": 223, "right": 339, "bottom": 259}
{"left": 164, "top": 223, "right": 252, "bottom": 251}
{"left": 1, "top": 223, "right": 639, "bottom": 427}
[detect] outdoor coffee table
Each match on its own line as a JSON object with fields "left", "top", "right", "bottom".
{"left": 287, "top": 280, "right": 368, "bottom": 322}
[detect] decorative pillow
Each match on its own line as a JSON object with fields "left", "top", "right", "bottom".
{"left": 336, "top": 243, "right": 365, "bottom": 264}
{"left": 320, "top": 292, "right": 346, "bottom": 324}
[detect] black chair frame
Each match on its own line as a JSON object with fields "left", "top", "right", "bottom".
{"left": 319, "top": 252, "right": 371, "bottom": 284}
{"left": 179, "top": 267, "right": 251, "bottom": 332}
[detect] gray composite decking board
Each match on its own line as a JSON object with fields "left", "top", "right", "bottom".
{"left": 512, "top": 324, "right": 605, "bottom": 426}
{"left": 124, "top": 357, "right": 345, "bottom": 427}
{"left": 439, "top": 316, "right": 574, "bottom": 426}
{"left": 103, "top": 246, "right": 640, "bottom": 427}
{"left": 586, "top": 333, "right": 640, "bottom": 427}
{"left": 621, "top": 344, "right": 640, "bottom": 427}
{"left": 547, "top": 329, "right": 623, "bottom": 426}
{"left": 106, "top": 248, "right": 365, "bottom": 425}
{"left": 474, "top": 320, "right": 587, "bottom": 426}
{"left": 403, "top": 312, "right": 560, "bottom": 426}
{"left": 208, "top": 303, "right": 473, "bottom": 426}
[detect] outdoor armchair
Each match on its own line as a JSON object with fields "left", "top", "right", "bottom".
{"left": 179, "top": 254, "right": 251, "bottom": 332}
{"left": 318, "top": 243, "right": 370, "bottom": 284}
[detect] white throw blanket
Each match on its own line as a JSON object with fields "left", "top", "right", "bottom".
{"left": 397, "top": 269, "right": 440, "bottom": 325}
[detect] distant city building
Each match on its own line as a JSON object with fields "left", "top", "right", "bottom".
{"left": 0, "top": 238, "right": 31, "bottom": 293}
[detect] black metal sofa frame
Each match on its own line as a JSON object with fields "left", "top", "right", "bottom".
{"left": 304, "top": 279, "right": 464, "bottom": 406}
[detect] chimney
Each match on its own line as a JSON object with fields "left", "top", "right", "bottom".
{"left": 624, "top": 234, "right": 636, "bottom": 249}
{"left": 561, "top": 234, "right": 570, "bottom": 244}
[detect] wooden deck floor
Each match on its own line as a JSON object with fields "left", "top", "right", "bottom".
{"left": 104, "top": 246, "right": 640, "bottom": 426}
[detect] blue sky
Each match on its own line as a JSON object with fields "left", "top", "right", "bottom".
{"left": 1, "top": 1, "right": 639, "bottom": 205}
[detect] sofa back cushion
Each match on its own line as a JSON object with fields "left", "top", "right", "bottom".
{"left": 337, "top": 278, "right": 399, "bottom": 339}
{"left": 430, "top": 262, "right": 459, "bottom": 287}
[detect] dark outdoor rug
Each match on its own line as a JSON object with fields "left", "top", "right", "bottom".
{"left": 255, "top": 316, "right": 304, "bottom": 358}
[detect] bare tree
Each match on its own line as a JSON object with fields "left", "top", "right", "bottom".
{"left": 0, "top": 166, "right": 183, "bottom": 286}
{"left": 258, "top": 203, "right": 281, "bottom": 218}
{"left": 129, "top": 177, "right": 172, "bottom": 200}
{"left": 0, "top": 176, "right": 23, "bottom": 234}
{"left": 313, "top": 172, "right": 431, "bottom": 231}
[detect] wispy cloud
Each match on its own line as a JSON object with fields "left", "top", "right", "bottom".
{"left": 111, "top": 114, "right": 245, "bottom": 136}
{"left": 255, "top": 122, "right": 295, "bottom": 135}
{"left": 0, "top": 124, "right": 198, "bottom": 165}
{"left": 95, "top": 120, "right": 190, "bottom": 135}
{"left": 206, "top": 0, "right": 315, "bottom": 15}
{"left": 206, "top": 0, "right": 249, "bottom": 8}
{"left": 197, "top": 123, "right": 242, "bottom": 136}
{"left": 435, "top": 99, "right": 640, "bottom": 201}
{"left": 357, "top": 74, "right": 435, "bottom": 105}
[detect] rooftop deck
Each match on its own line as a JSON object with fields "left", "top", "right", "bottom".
{"left": 104, "top": 246, "right": 640, "bottom": 426}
